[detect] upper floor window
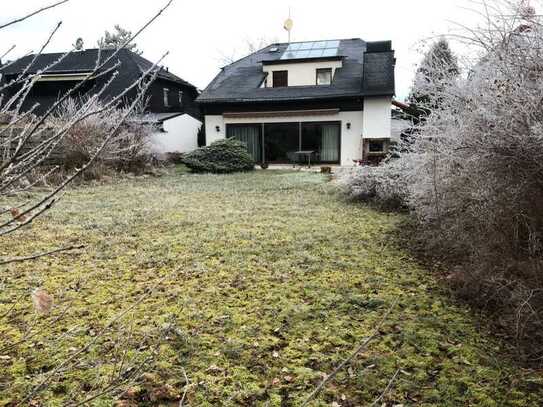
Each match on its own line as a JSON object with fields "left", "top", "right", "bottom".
{"left": 178, "top": 90, "right": 183, "bottom": 106}
{"left": 316, "top": 68, "right": 332, "bottom": 85}
{"left": 272, "top": 70, "right": 288, "bottom": 88}
{"left": 163, "top": 88, "right": 170, "bottom": 107}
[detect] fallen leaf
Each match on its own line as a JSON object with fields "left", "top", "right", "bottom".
{"left": 32, "top": 288, "right": 53, "bottom": 314}
{"left": 10, "top": 207, "right": 27, "bottom": 223}
{"left": 122, "top": 387, "right": 140, "bottom": 399}
{"left": 206, "top": 364, "right": 224, "bottom": 373}
{"left": 149, "top": 384, "right": 179, "bottom": 402}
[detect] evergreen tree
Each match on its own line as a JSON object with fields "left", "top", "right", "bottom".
{"left": 98, "top": 25, "right": 142, "bottom": 54}
{"left": 409, "top": 38, "right": 459, "bottom": 108}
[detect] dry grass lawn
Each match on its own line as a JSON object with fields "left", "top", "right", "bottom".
{"left": 1, "top": 169, "right": 542, "bottom": 406}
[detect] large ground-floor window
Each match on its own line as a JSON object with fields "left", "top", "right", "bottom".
{"left": 226, "top": 121, "right": 340, "bottom": 164}
{"left": 225, "top": 124, "right": 262, "bottom": 162}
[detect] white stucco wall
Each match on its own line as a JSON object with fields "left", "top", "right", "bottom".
{"left": 150, "top": 114, "right": 201, "bottom": 154}
{"left": 338, "top": 111, "right": 364, "bottom": 166}
{"left": 204, "top": 115, "right": 226, "bottom": 145}
{"left": 203, "top": 98, "right": 394, "bottom": 166}
{"left": 262, "top": 60, "right": 343, "bottom": 87}
{"left": 362, "top": 96, "right": 392, "bottom": 139}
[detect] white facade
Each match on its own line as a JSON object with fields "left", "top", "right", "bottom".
{"left": 362, "top": 97, "right": 392, "bottom": 139}
{"left": 203, "top": 95, "right": 392, "bottom": 166}
{"left": 150, "top": 114, "right": 202, "bottom": 155}
{"left": 262, "top": 60, "right": 343, "bottom": 87}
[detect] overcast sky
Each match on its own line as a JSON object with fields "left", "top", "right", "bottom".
{"left": 0, "top": 0, "right": 482, "bottom": 100}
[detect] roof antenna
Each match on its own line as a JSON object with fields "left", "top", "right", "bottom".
{"left": 283, "top": 7, "right": 293, "bottom": 43}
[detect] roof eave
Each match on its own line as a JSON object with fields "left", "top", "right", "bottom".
{"left": 196, "top": 93, "right": 367, "bottom": 104}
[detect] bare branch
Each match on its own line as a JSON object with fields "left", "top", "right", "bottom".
{"left": 302, "top": 299, "right": 398, "bottom": 406}
{"left": 0, "top": 45, "right": 16, "bottom": 61}
{"left": 0, "top": 52, "right": 167, "bottom": 236}
{"left": 0, "top": 0, "right": 69, "bottom": 30}
{"left": 369, "top": 368, "right": 401, "bottom": 407}
{"left": 0, "top": 244, "right": 85, "bottom": 266}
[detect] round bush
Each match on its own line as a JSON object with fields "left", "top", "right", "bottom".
{"left": 182, "top": 138, "right": 255, "bottom": 174}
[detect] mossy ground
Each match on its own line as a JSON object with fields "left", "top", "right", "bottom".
{"left": 1, "top": 169, "right": 542, "bottom": 406}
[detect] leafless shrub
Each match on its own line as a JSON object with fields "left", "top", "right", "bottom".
{"left": 339, "top": 0, "right": 543, "bottom": 362}
{"left": 0, "top": 1, "right": 180, "bottom": 403}
{"left": 218, "top": 36, "right": 280, "bottom": 65}
{"left": 49, "top": 97, "right": 156, "bottom": 176}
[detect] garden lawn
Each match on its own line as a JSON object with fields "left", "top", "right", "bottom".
{"left": 1, "top": 170, "right": 542, "bottom": 406}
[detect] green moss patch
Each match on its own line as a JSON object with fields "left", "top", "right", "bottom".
{"left": 1, "top": 171, "right": 541, "bottom": 405}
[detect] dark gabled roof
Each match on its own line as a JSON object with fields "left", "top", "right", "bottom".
{"left": 0, "top": 48, "right": 197, "bottom": 89}
{"left": 197, "top": 38, "right": 395, "bottom": 104}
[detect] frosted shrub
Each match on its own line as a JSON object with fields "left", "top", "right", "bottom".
{"left": 336, "top": 156, "right": 413, "bottom": 209}
{"left": 339, "top": 1, "right": 543, "bottom": 360}
{"left": 50, "top": 98, "right": 155, "bottom": 176}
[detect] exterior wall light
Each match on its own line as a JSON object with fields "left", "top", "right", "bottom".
{"left": 346, "top": 122, "right": 351, "bottom": 130}
{"left": 216, "top": 125, "right": 220, "bottom": 132}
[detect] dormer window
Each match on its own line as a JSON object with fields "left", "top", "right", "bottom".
{"left": 316, "top": 68, "right": 332, "bottom": 85}
{"left": 272, "top": 71, "right": 288, "bottom": 87}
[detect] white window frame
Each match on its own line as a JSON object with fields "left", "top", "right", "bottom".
{"left": 316, "top": 68, "right": 333, "bottom": 86}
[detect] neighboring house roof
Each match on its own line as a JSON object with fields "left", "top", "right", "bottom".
{"left": 0, "top": 48, "right": 197, "bottom": 89}
{"left": 197, "top": 38, "right": 395, "bottom": 104}
{"left": 134, "top": 112, "right": 185, "bottom": 124}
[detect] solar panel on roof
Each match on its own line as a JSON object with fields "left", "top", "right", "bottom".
{"left": 281, "top": 40, "right": 340, "bottom": 60}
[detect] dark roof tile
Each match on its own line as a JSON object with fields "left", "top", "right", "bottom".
{"left": 197, "top": 38, "right": 395, "bottom": 104}
{"left": 1, "top": 48, "right": 197, "bottom": 89}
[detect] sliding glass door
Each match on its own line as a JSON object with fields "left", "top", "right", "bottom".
{"left": 226, "top": 124, "right": 262, "bottom": 162}
{"left": 301, "top": 122, "right": 340, "bottom": 163}
{"left": 226, "top": 121, "right": 340, "bottom": 164}
{"left": 263, "top": 123, "right": 299, "bottom": 163}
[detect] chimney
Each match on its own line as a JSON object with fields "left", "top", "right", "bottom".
{"left": 365, "top": 41, "right": 392, "bottom": 53}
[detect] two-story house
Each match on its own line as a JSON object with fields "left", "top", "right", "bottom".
{"left": 0, "top": 48, "right": 201, "bottom": 153}
{"left": 197, "top": 39, "right": 395, "bottom": 166}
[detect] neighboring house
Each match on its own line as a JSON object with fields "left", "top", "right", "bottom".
{"left": 138, "top": 112, "right": 202, "bottom": 154}
{"left": 0, "top": 48, "right": 201, "bottom": 154}
{"left": 197, "top": 39, "right": 395, "bottom": 166}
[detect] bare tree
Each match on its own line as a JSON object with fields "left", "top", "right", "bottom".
{"left": 218, "top": 36, "right": 280, "bottom": 65}
{"left": 0, "top": 1, "right": 170, "bottom": 242}
{"left": 0, "top": 1, "right": 183, "bottom": 404}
